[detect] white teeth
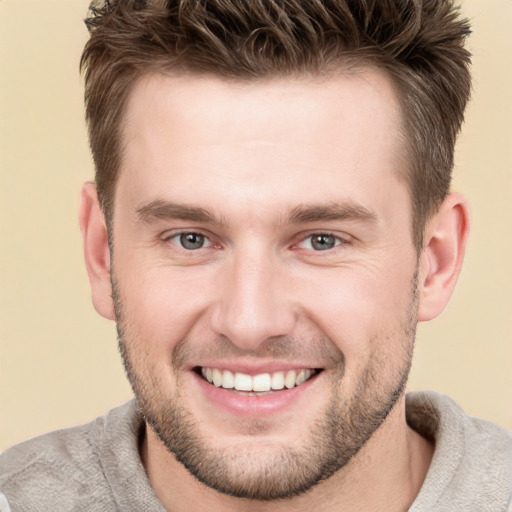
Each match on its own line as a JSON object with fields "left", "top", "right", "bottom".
{"left": 212, "top": 368, "right": 222, "bottom": 387}
{"left": 270, "top": 371, "right": 285, "bottom": 390}
{"left": 222, "top": 370, "right": 235, "bottom": 389}
{"left": 296, "top": 369, "right": 311, "bottom": 386}
{"left": 234, "top": 372, "right": 252, "bottom": 391}
{"left": 252, "top": 373, "right": 271, "bottom": 392}
{"left": 200, "top": 367, "right": 315, "bottom": 392}
{"left": 284, "top": 370, "right": 297, "bottom": 389}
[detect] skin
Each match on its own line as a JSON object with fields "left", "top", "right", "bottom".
{"left": 80, "top": 69, "right": 470, "bottom": 511}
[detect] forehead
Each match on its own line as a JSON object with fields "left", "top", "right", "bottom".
{"left": 118, "top": 70, "right": 407, "bottom": 221}
{"left": 123, "top": 69, "right": 403, "bottom": 146}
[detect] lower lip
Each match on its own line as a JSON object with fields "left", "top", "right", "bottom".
{"left": 192, "top": 371, "right": 320, "bottom": 416}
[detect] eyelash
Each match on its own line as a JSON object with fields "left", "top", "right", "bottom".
{"left": 295, "top": 232, "right": 348, "bottom": 251}
{"left": 164, "top": 231, "right": 213, "bottom": 250}
{"left": 162, "top": 230, "right": 349, "bottom": 252}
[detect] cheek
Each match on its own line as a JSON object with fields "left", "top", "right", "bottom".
{"left": 292, "top": 260, "right": 417, "bottom": 362}
{"left": 113, "top": 259, "right": 215, "bottom": 350}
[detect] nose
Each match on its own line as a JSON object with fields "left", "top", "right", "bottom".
{"left": 209, "top": 249, "right": 296, "bottom": 351}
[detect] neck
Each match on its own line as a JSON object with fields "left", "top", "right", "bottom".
{"left": 141, "top": 395, "right": 434, "bottom": 512}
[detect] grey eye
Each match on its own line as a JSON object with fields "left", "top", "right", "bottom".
{"left": 310, "top": 234, "right": 338, "bottom": 251}
{"left": 179, "top": 232, "right": 208, "bottom": 250}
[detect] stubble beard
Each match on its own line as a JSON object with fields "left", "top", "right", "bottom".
{"left": 113, "top": 275, "right": 418, "bottom": 501}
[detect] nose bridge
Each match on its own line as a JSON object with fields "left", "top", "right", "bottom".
{"left": 210, "top": 242, "right": 295, "bottom": 350}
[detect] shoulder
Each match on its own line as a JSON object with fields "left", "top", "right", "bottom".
{"left": 0, "top": 400, "right": 139, "bottom": 512}
{"left": 407, "top": 391, "right": 512, "bottom": 512}
{"left": 407, "top": 390, "right": 512, "bottom": 458}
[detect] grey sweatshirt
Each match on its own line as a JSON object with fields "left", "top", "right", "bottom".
{"left": 1, "top": 391, "right": 511, "bottom": 511}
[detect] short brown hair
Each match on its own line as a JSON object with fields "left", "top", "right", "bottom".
{"left": 81, "top": 0, "right": 471, "bottom": 249}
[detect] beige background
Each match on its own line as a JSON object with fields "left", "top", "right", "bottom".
{"left": 0, "top": 0, "right": 511, "bottom": 451}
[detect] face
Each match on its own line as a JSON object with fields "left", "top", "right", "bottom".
{"left": 111, "top": 71, "right": 420, "bottom": 499}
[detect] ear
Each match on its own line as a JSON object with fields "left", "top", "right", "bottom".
{"left": 78, "top": 182, "right": 115, "bottom": 320}
{"left": 417, "top": 192, "right": 470, "bottom": 322}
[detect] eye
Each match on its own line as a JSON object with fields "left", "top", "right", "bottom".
{"left": 299, "top": 233, "right": 342, "bottom": 251}
{"left": 169, "top": 232, "right": 212, "bottom": 250}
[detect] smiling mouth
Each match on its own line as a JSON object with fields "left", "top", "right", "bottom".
{"left": 197, "top": 367, "right": 321, "bottom": 393}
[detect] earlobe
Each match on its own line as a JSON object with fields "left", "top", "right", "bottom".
{"left": 78, "top": 182, "right": 115, "bottom": 320}
{"left": 417, "top": 192, "right": 470, "bottom": 322}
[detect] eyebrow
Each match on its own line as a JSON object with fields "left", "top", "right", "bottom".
{"left": 136, "top": 199, "right": 378, "bottom": 227}
{"left": 137, "top": 200, "right": 224, "bottom": 224}
{"left": 286, "top": 202, "right": 378, "bottom": 225}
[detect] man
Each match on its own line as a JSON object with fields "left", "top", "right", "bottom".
{"left": 1, "top": 0, "right": 511, "bottom": 510}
